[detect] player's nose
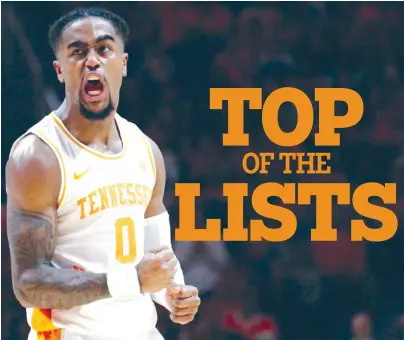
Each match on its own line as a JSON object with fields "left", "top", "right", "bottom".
{"left": 84, "top": 49, "right": 101, "bottom": 70}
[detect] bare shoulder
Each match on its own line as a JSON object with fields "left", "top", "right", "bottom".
{"left": 145, "top": 135, "right": 164, "bottom": 169}
{"left": 6, "top": 133, "right": 61, "bottom": 211}
{"left": 144, "top": 135, "right": 167, "bottom": 217}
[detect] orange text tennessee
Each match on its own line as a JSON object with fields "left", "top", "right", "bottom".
{"left": 77, "top": 182, "right": 152, "bottom": 219}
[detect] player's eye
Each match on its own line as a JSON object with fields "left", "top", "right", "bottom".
{"left": 72, "top": 49, "right": 85, "bottom": 56}
{"left": 99, "top": 45, "right": 111, "bottom": 53}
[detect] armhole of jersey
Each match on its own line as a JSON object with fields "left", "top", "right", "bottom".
{"left": 30, "top": 130, "right": 67, "bottom": 210}
{"left": 140, "top": 132, "right": 157, "bottom": 187}
{"left": 122, "top": 117, "right": 157, "bottom": 187}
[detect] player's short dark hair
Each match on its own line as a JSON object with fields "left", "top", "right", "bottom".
{"left": 48, "top": 7, "right": 129, "bottom": 53}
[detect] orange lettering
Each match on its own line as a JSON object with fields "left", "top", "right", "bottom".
{"left": 299, "top": 183, "right": 350, "bottom": 241}
{"left": 279, "top": 153, "right": 296, "bottom": 174}
{"left": 210, "top": 88, "right": 364, "bottom": 148}
{"left": 315, "top": 88, "right": 363, "bottom": 146}
{"left": 251, "top": 183, "right": 297, "bottom": 242}
{"left": 174, "top": 182, "right": 398, "bottom": 242}
{"left": 210, "top": 88, "right": 262, "bottom": 146}
{"left": 352, "top": 183, "right": 398, "bottom": 241}
{"left": 77, "top": 183, "right": 152, "bottom": 219}
{"left": 135, "top": 184, "right": 144, "bottom": 205}
{"left": 175, "top": 183, "right": 221, "bottom": 241}
{"left": 259, "top": 153, "right": 275, "bottom": 174}
{"left": 316, "top": 153, "right": 331, "bottom": 174}
{"left": 117, "top": 183, "right": 127, "bottom": 206}
{"left": 242, "top": 152, "right": 260, "bottom": 174}
{"left": 296, "top": 152, "right": 316, "bottom": 175}
{"left": 262, "top": 88, "right": 313, "bottom": 147}
{"left": 115, "top": 217, "right": 136, "bottom": 263}
{"left": 77, "top": 197, "right": 87, "bottom": 220}
{"left": 88, "top": 191, "right": 99, "bottom": 216}
{"left": 223, "top": 183, "right": 248, "bottom": 241}
{"left": 126, "top": 184, "right": 136, "bottom": 205}
{"left": 108, "top": 185, "right": 118, "bottom": 207}
{"left": 98, "top": 187, "right": 110, "bottom": 210}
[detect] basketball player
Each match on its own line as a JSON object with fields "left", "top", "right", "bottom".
{"left": 6, "top": 7, "right": 200, "bottom": 340}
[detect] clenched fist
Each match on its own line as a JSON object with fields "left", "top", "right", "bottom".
{"left": 166, "top": 285, "right": 200, "bottom": 325}
{"left": 137, "top": 246, "right": 178, "bottom": 293}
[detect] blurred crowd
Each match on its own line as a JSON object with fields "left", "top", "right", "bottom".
{"left": 3, "top": 2, "right": 404, "bottom": 340}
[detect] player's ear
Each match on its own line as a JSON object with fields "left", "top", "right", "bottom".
{"left": 122, "top": 53, "right": 128, "bottom": 77}
{"left": 53, "top": 61, "right": 64, "bottom": 83}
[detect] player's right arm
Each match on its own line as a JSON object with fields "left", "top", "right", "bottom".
{"left": 6, "top": 134, "right": 111, "bottom": 310}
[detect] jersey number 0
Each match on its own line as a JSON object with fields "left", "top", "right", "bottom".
{"left": 115, "top": 217, "right": 136, "bottom": 263}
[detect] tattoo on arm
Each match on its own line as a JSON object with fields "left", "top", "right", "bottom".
{"left": 8, "top": 209, "right": 111, "bottom": 309}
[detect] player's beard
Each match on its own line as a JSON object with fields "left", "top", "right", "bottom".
{"left": 79, "top": 87, "right": 115, "bottom": 121}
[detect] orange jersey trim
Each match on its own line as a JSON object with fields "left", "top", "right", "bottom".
{"left": 142, "top": 134, "right": 156, "bottom": 183}
{"left": 50, "top": 112, "right": 126, "bottom": 160}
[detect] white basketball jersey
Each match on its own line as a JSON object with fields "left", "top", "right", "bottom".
{"left": 12, "top": 112, "right": 160, "bottom": 339}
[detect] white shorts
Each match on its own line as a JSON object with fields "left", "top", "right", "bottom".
{"left": 28, "top": 327, "right": 164, "bottom": 340}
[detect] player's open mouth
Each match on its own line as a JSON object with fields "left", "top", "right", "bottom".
{"left": 83, "top": 75, "right": 107, "bottom": 102}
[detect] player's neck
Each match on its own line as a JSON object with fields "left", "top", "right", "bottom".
{"left": 55, "top": 100, "right": 117, "bottom": 147}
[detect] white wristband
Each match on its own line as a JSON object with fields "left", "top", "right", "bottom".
{"left": 107, "top": 264, "right": 142, "bottom": 300}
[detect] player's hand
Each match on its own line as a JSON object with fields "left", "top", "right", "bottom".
{"left": 166, "top": 285, "right": 200, "bottom": 325}
{"left": 137, "top": 246, "right": 178, "bottom": 293}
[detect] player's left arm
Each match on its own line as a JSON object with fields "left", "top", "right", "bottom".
{"left": 144, "top": 136, "right": 201, "bottom": 325}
